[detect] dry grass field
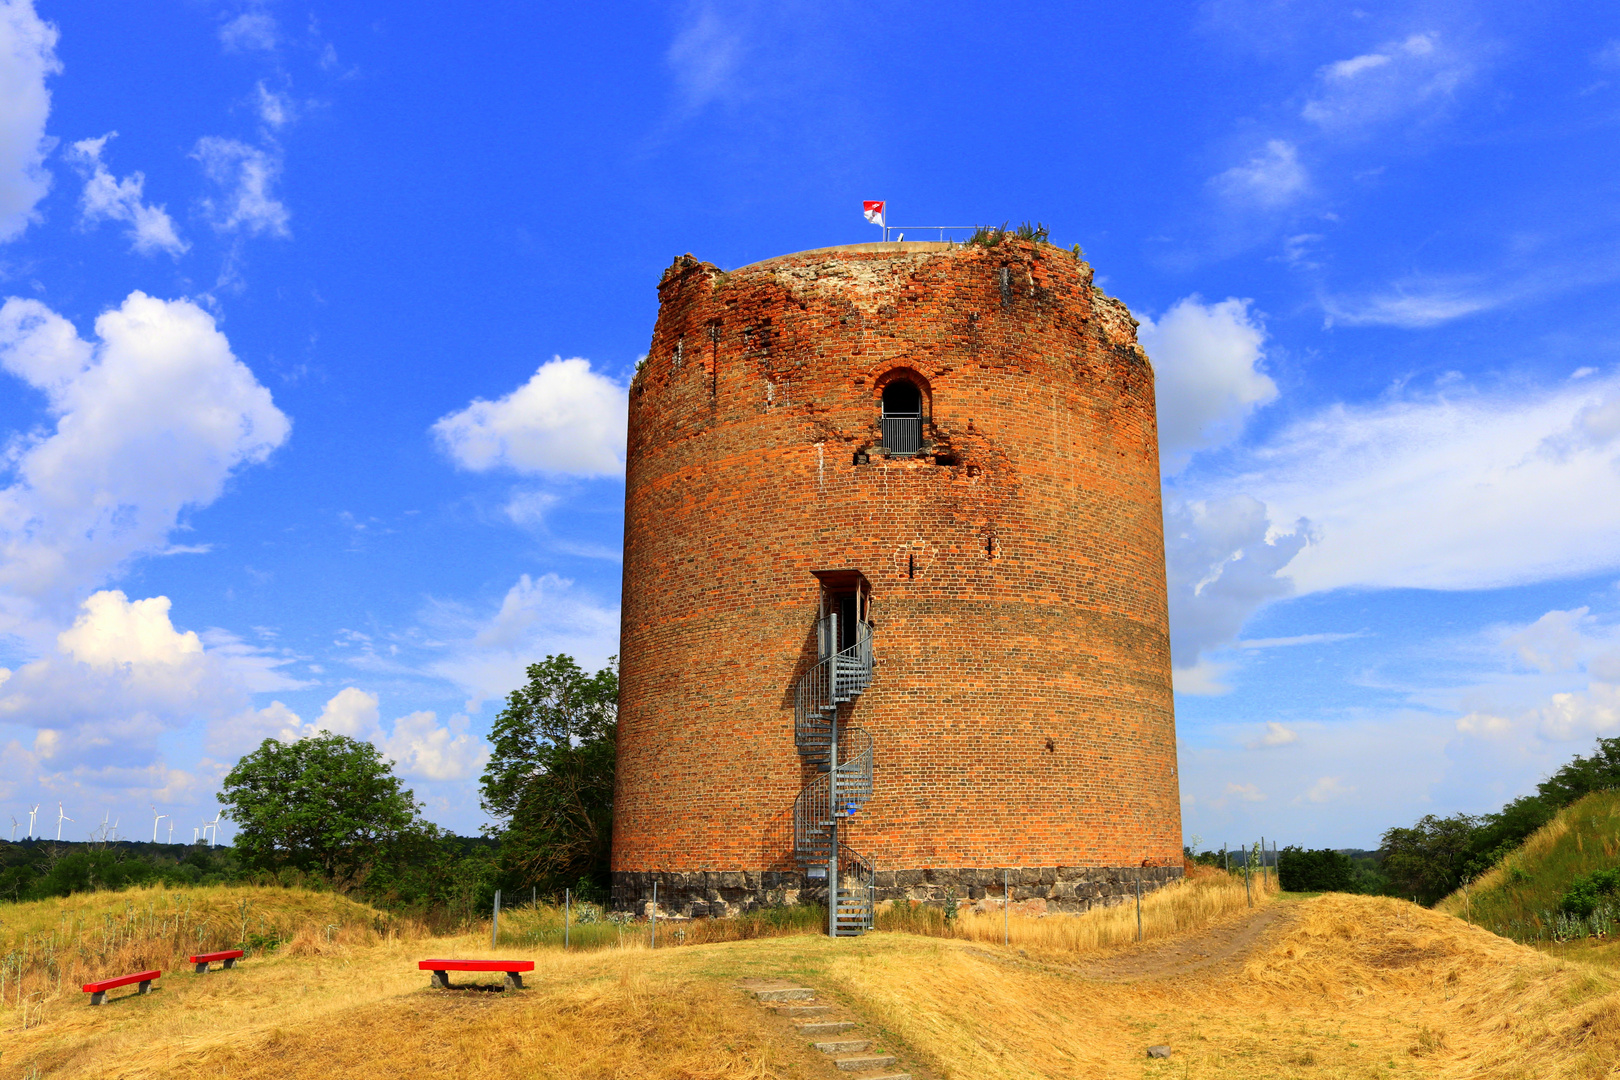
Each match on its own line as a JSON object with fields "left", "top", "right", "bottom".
{"left": 3, "top": 874, "right": 1619, "bottom": 1079}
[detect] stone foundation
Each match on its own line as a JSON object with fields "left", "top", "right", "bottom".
{"left": 611, "top": 865, "right": 1183, "bottom": 919}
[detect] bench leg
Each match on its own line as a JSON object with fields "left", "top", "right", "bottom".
{"left": 195, "top": 962, "right": 209, "bottom": 974}
{"left": 223, "top": 957, "right": 237, "bottom": 969}
{"left": 89, "top": 991, "right": 106, "bottom": 1006}
{"left": 430, "top": 970, "right": 451, "bottom": 989}
{"left": 138, "top": 980, "right": 152, "bottom": 995}
{"left": 505, "top": 972, "right": 524, "bottom": 990}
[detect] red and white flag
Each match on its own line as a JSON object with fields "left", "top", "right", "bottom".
{"left": 863, "top": 200, "right": 885, "bottom": 226}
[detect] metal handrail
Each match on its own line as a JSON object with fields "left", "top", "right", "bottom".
{"left": 793, "top": 621, "right": 873, "bottom": 754}
{"left": 789, "top": 610, "right": 878, "bottom": 935}
{"left": 793, "top": 772, "right": 832, "bottom": 861}
{"left": 836, "top": 842, "right": 876, "bottom": 930}
{"left": 835, "top": 727, "right": 873, "bottom": 805}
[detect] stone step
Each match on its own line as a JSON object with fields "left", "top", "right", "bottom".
{"left": 752, "top": 987, "right": 815, "bottom": 1002}
{"left": 814, "top": 1039, "right": 871, "bottom": 1054}
{"left": 774, "top": 1004, "right": 832, "bottom": 1017}
{"left": 796, "top": 1021, "right": 856, "bottom": 1036}
{"left": 834, "top": 1054, "right": 898, "bottom": 1072}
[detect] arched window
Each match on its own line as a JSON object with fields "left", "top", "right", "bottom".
{"left": 881, "top": 379, "right": 923, "bottom": 456}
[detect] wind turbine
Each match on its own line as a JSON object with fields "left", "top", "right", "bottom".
{"left": 8, "top": 816, "right": 17, "bottom": 841}
{"left": 55, "top": 803, "right": 72, "bottom": 841}
{"left": 203, "top": 813, "right": 221, "bottom": 847}
{"left": 151, "top": 806, "right": 168, "bottom": 843}
{"left": 167, "top": 819, "right": 175, "bottom": 844}
{"left": 193, "top": 826, "right": 199, "bottom": 843}
{"left": 27, "top": 804, "right": 38, "bottom": 839}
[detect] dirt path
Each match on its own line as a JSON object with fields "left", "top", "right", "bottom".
{"left": 1066, "top": 901, "right": 1299, "bottom": 982}
{"left": 965, "top": 901, "right": 1300, "bottom": 985}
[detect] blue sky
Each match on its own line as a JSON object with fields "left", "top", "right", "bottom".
{"left": 2, "top": 1, "right": 1619, "bottom": 852}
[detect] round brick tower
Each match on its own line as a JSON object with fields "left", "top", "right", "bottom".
{"left": 613, "top": 240, "right": 1181, "bottom": 921}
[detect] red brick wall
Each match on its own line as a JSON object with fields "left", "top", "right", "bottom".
{"left": 614, "top": 240, "right": 1181, "bottom": 887}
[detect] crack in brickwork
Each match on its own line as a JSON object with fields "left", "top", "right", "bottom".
{"left": 614, "top": 240, "right": 1180, "bottom": 911}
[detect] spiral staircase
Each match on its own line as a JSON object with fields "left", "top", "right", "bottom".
{"left": 792, "top": 602, "right": 877, "bottom": 937}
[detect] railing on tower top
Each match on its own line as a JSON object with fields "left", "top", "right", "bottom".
{"left": 879, "top": 225, "right": 980, "bottom": 243}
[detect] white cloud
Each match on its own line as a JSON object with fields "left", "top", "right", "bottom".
{"left": 57, "top": 590, "right": 202, "bottom": 667}
{"left": 1164, "top": 494, "right": 1309, "bottom": 688}
{"left": 1302, "top": 776, "right": 1354, "bottom": 803}
{"left": 433, "top": 357, "right": 628, "bottom": 477}
{"left": 1210, "top": 140, "right": 1308, "bottom": 209}
{"left": 1320, "top": 277, "right": 1498, "bottom": 328}
{"left": 1537, "top": 683, "right": 1620, "bottom": 740}
{"left": 0, "top": 591, "right": 291, "bottom": 773}
{"left": 253, "top": 82, "right": 292, "bottom": 129}
{"left": 65, "top": 133, "right": 187, "bottom": 256}
{"left": 0, "top": 293, "right": 290, "bottom": 633}
{"left": 193, "top": 137, "right": 289, "bottom": 237}
{"left": 667, "top": 0, "right": 747, "bottom": 112}
{"left": 0, "top": 0, "right": 59, "bottom": 242}
{"left": 1247, "top": 721, "right": 1299, "bottom": 748}
{"left": 1501, "top": 607, "right": 1590, "bottom": 674}
{"left": 214, "top": 687, "right": 489, "bottom": 781}
{"left": 426, "top": 572, "right": 620, "bottom": 710}
{"left": 504, "top": 489, "right": 559, "bottom": 527}
{"left": 1140, "top": 296, "right": 1277, "bottom": 473}
{"left": 1302, "top": 32, "right": 1468, "bottom": 135}
{"left": 219, "top": 11, "right": 276, "bottom": 53}
{"left": 1210, "top": 374, "right": 1620, "bottom": 592}
{"left": 1456, "top": 710, "right": 1514, "bottom": 737}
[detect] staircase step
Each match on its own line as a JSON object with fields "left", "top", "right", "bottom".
{"left": 796, "top": 1021, "right": 856, "bottom": 1036}
{"left": 774, "top": 1004, "right": 831, "bottom": 1017}
{"left": 834, "top": 1055, "right": 898, "bottom": 1071}
{"left": 752, "top": 987, "right": 815, "bottom": 1002}
{"left": 814, "top": 1039, "right": 871, "bottom": 1054}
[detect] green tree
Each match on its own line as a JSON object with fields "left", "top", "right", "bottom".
{"left": 481, "top": 654, "right": 618, "bottom": 896}
{"left": 220, "top": 732, "right": 427, "bottom": 891}
{"left": 1380, "top": 813, "right": 1482, "bottom": 905}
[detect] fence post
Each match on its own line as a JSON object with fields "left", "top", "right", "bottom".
{"left": 492, "top": 889, "right": 501, "bottom": 948}
{"left": 1003, "top": 868, "right": 1009, "bottom": 946}
{"left": 651, "top": 881, "right": 658, "bottom": 948}
{"left": 566, "top": 888, "right": 571, "bottom": 949}
{"left": 1136, "top": 876, "right": 1142, "bottom": 942}
{"left": 1245, "top": 849, "right": 1252, "bottom": 908}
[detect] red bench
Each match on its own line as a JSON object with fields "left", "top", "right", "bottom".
{"left": 83, "top": 969, "right": 160, "bottom": 1005}
{"left": 418, "top": 958, "right": 534, "bottom": 990}
{"left": 189, "top": 949, "right": 244, "bottom": 973}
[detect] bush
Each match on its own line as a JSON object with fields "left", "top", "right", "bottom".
{"left": 1561, "top": 867, "right": 1620, "bottom": 917}
{"left": 1277, "top": 846, "right": 1354, "bottom": 892}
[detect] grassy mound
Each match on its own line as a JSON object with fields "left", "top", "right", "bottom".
{"left": 1438, "top": 789, "right": 1620, "bottom": 943}
{"left": 8, "top": 893, "right": 1620, "bottom": 1080}
{"left": 0, "top": 883, "right": 417, "bottom": 1015}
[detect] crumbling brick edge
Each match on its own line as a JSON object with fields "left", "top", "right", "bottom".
{"left": 611, "top": 865, "right": 1184, "bottom": 919}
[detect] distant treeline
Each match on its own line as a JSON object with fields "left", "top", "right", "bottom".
{"left": 0, "top": 833, "right": 504, "bottom": 912}
{"left": 1378, "top": 736, "right": 1620, "bottom": 906}
{"left": 1, "top": 839, "right": 238, "bottom": 902}
{"left": 1185, "top": 736, "right": 1620, "bottom": 906}
{"left": 0, "top": 654, "right": 617, "bottom": 921}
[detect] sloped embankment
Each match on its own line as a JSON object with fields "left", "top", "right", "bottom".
{"left": 1438, "top": 789, "right": 1620, "bottom": 941}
